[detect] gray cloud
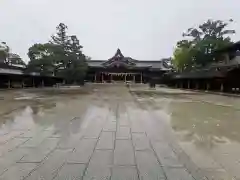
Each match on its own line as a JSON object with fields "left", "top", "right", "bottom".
{"left": 1, "top": 0, "right": 240, "bottom": 62}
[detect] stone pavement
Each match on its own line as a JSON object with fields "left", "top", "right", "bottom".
{"left": 0, "top": 84, "right": 237, "bottom": 180}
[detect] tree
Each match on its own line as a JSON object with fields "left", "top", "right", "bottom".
{"left": 0, "top": 42, "right": 10, "bottom": 63}
{"left": 67, "top": 35, "right": 83, "bottom": 63}
{"left": 183, "top": 19, "right": 235, "bottom": 42}
{"left": 26, "top": 23, "right": 88, "bottom": 84}
{"left": 26, "top": 43, "right": 56, "bottom": 75}
{"left": 61, "top": 35, "right": 88, "bottom": 84}
{"left": 0, "top": 42, "right": 25, "bottom": 66}
{"left": 173, "top": 19, "right": 235, "bottom": 70}
{"left": 50, "top": 23, "right": 70, "bottom": 67}
{"left": 50, "top": 23, "right": 88, "bottom": 84}
{"left": 51, "top": 23, "right": 69, "bottom": 47}
{"left": 173, "top": 47, "right": 193, "bottom": 72}
{"left": 8, "top": 53, "right": 26, "bottom": 67}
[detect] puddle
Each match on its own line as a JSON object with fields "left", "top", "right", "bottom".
{"left": 14, "top": 96, "right": 34, "bottom": 100}
{"left": 133, "top": 88, "right": 240, "bottom": 178}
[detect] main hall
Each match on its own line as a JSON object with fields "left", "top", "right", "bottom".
{"left": 86, "top": 49, "right": 170, "bottom": 83}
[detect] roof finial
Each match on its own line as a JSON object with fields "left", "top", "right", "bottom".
{"left": 115, "top": 48, "right": 123, "bottom": 57}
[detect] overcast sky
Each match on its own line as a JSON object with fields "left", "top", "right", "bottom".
{"left": 1, "top": 0, "right": 240, "bottom": 62}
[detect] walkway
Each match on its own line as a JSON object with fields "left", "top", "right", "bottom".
{"left": 0, "top": 84, "right": 239, "bottom": 179}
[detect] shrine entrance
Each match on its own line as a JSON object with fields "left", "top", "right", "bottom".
{"left": 111, "top": 73, "right": 125, "bottom": 81}
{"left": 94, "top": 72, "right": 143, "bottom": 83}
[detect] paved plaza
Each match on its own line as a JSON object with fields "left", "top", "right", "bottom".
{"left": 0, "top": 84, "right": 240, "bottom": 180}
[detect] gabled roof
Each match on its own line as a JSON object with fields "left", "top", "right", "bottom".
{"left": 215, "top": 41, "right": 240, "bottom": 53}
{"left": 171, "top": 55, "right": 240, "bottom": 79}
{"left": 87, "top": 49, "right": 170, "bottom": 71}
{"left": 109, "top": 48, "right": 124, "bottom": 59}
{"left": 86, "top": 60, "right": 105, "bottom": 67}
{"left": 102, "top": 49, "right": 136, "bottom": 67}
{"left": 173, "top": 70, "right": 226, "bottom": 79}
{"left": 0, "top": 68, "right": 23, "bottom": 75}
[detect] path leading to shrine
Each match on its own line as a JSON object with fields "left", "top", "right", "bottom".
{"left": 0, "top": 84, "right": 239, "bottom": 180}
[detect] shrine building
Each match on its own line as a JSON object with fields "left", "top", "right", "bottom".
{"left": 85, "top": 49, "right": 170, "bottom": 83}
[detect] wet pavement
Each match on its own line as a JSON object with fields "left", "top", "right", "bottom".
{"left": 0, "top": 84, "right": 240, "bottom": 180}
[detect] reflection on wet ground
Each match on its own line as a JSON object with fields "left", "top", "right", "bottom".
{"left": 0, "top": 84, "right": 240, "bottom": 179}
{"left": 0, "top": 87, "right": 94, "bottom": 143}
{"left": 132, "top": 87, "right": 240, "bottom": 179}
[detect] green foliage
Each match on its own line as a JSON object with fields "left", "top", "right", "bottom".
{"left": 50, "top": 24, "right": 88, "bottom": 83}
{"left": 0, "top": 42, "right": 25, "bottom": 66}
{"left": 51, "top": 23, "right": 69, "bottom": 47}
{"left": 173, "top": 47, "right": 193, "bottom": 72}
{"left": 56, "top": 34, "right": 88, "bottom": 84}
{"left": 173, "top": 19, "right": 235, "bottom": 71}
{"left": 0, "top": 50, "right": 6, "bottom": 61}
{"left": 0, "top": 42, "right": 9, "bottom": 62}
{"left": 50, "top": 23, "right": 69, "bottom": 66}
{"left": 26, "top": 43, "right": 56, "bottom": 75}
{"left": 8, "top": 53, "right": 26, "bottom": 67}
{"left": 61, "top": 60, "right": 88, "bottom": 84}
{"left": 27, "top": 23, "right": 88, "bottom": 84}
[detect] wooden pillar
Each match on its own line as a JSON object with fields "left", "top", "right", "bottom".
{"left": 33, "top": 78, "right": 35, "bottom": 87}
{"left": 8, "top": 79, "right": 11, "bottom": 89}
{"left": 133, "top": 75, "right": 135, "bottom": 83}
{"left": 22, "top": 80, "right": 25, "bottom": 88}
{"left": 179, "top": 81, "right": 182, "bottom": 88}
{"left": 220, "top": 83, "right": 224, "bottom": 92}
{"left": 94, "top": 73, "right": 97, "bottom": 82}
{"left": 141, "top": 73, "right": 143, "bottom": 84}
{"left": 188, "top": 80, "right": 190, "bottom": 89}
{"left": 206, "top": 82, "right": 210, "bottom": 91}
{"left": 101, "top": 73, "right": 103, "bottom": 83}
{"left": 195, "top": 82, "right": 199, "bottom": 89}
{"left": 41, "top": 80, "right": 44, "bottom": 87}
{"left": 124, "top": 74, "right": 127, "bottom": 82}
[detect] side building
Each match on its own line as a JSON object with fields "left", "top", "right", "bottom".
{"left": 0, "top": 59, "right": 62, "bottom": 88}
{"left": 165, "top": 41, "right": 240, "bottom": 93}
{"left": 85, "top": 49, "right": 170, "bottom": 83}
